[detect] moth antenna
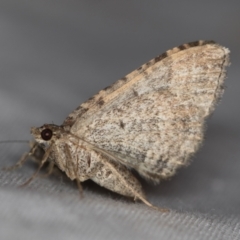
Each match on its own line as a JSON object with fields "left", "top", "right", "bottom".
{"left": 0, "top": 140, "right": 29, "bottom": 144}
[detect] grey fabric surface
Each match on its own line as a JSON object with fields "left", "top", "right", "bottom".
{"left": 0, "top": 1, "right": 239, "bottom": 239}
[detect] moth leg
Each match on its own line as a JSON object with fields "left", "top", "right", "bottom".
{"left": 64, "top": 143, "right": 84, "bottom": 198}
{"left": 29, "top": 141, "right": 45, "bottom": 163}
{"left": 39, "top": 161, "right": 55, "bottom": 178}
{"left": 20, "top": 144, "right": 53, "bottom": 187}
{"left": 3, "top": 141, "right": 39, "bottom": 171}
{"left": 75, "top": 178, "right": 83, "bottom": 198}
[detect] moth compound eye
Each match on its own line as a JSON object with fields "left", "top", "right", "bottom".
{"left": 41, "top": 128, "right": 53, "bottom": 141}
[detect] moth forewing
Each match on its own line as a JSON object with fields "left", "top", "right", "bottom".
{"left": 68, "top": 42, "right": 230, "bottom": 183}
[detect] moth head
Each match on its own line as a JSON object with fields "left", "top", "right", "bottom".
{"left": 31, "top": 124, "right": 64, "bottom": 147}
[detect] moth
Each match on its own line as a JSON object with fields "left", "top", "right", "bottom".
{"left": 8, "top": 40, "right": 230, "bottom": 211}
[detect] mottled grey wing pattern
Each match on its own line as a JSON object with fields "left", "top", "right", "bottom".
{"left": 64, "top": 41, "right": 230, "bottom": 182}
